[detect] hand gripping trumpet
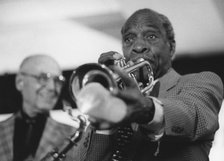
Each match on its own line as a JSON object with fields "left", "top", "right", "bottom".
{"left": 40, "top": 115, "right": 87, "bottom": 161}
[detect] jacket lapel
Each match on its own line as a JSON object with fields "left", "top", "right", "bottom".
{"left": 34, "top": 117, "right": 64, "bottom": 161}
{"left": 158, "top": 68, "right": 181, "bottom": 97}
{"left": 34, "top": 117, "right": 78, "bottom": 161}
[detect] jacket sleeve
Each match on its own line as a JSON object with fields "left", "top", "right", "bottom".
{"left": 159, "top": 72, "right": 223, "bottom": 142}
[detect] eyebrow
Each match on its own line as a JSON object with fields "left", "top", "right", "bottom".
{"left": 123, "top": 26, "right": 161, "bottom": 38}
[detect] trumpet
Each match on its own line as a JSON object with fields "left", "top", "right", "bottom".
{"left": 69, "top": 58, "right": 155, "bottom": 101}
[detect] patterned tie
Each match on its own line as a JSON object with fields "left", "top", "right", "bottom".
{"left": 111, "top": 125, "right": 134, "bottom": 161}
{"left": 111, "top": 81, "right": 160, "bottom": 161}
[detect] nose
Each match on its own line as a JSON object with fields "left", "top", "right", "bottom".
{"left": 132, "top": 40, "right": 149, "bottom": 54}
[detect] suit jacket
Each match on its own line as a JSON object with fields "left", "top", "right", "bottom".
{"left": 0, "top": 110, "right": 78, "bottom": 161}
{"left": 72, "top": 69, "right": 223, "bottom": 161}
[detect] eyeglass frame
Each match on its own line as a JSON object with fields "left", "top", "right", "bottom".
{"left": 20, "top": 72, "right": 66, "bottom": 87}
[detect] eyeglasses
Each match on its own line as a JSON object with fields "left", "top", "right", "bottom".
{"left": 20, "top": 72, "right": 65, "bottom": 86}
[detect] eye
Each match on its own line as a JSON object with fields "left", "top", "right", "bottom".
{"left": 145, "top": 34, "right": 157, "bottom": 40}
{"left": 38, "top": 73, "right": 49, "bottom": 83}
{"left": 123, "top": 34, "right": 135, "bottom": 44}
{"left": 124, "top": 37, "right": 133, "bottom": 43}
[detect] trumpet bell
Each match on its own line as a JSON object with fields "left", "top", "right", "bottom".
{"left": 69, "top": 63, "right": 117, "bottom": 102}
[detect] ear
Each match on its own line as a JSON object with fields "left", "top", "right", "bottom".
{"left": 15, "top": 74, "right": 24, "bottom": 91}
{"left": 169, "top": 41, "right": 176, "bottom": 60}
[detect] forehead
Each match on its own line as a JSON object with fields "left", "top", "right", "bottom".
{"left": 122, "top": 10, "right": 165, "bottom": 35}
{"left": 21, "top": 56, "right": 61, "bottom": 75}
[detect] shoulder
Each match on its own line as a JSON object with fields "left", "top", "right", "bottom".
{"left": 186, "top": 71, "right": 221, "bottom": 78}
{"left": 181, "top": 71, "right": 223, "bottom": 98}
{"left": 0, "top": 113, "right": 14, "bottom": 123}
{"left": 182, "top": 71, "right": 223, "bottom": 86}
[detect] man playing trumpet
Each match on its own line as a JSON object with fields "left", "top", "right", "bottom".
{"left": 72, "top": 8, "right": 223, "bottom": 161}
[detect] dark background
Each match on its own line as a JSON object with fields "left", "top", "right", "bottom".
{"left": 0, "top": 53, "right": 223, "bottom": 114}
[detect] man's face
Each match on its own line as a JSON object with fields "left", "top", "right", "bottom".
{"left": 122, "top": 13, "right": 174, "bottom": 79}
{"left": 18, "top": 57, "right": 64, "bottom": 116}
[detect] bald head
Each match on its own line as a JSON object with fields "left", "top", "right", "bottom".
{"left": 19, "top": 54, "right": 61, "bottom": 75}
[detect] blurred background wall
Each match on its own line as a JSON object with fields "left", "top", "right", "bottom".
{"left": 0, "top": 0, "right": 223, "bottom": 160}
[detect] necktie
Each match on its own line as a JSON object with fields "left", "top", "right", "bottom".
{"left": 111, "top": 125, "right": 134, "bottom": 161}
{"left": 24, "top": 119, "right": 35, "bottom": 149}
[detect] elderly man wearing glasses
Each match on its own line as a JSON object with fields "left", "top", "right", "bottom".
{"left": 0, "top": 54, "right": 77, "bottom": 161}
